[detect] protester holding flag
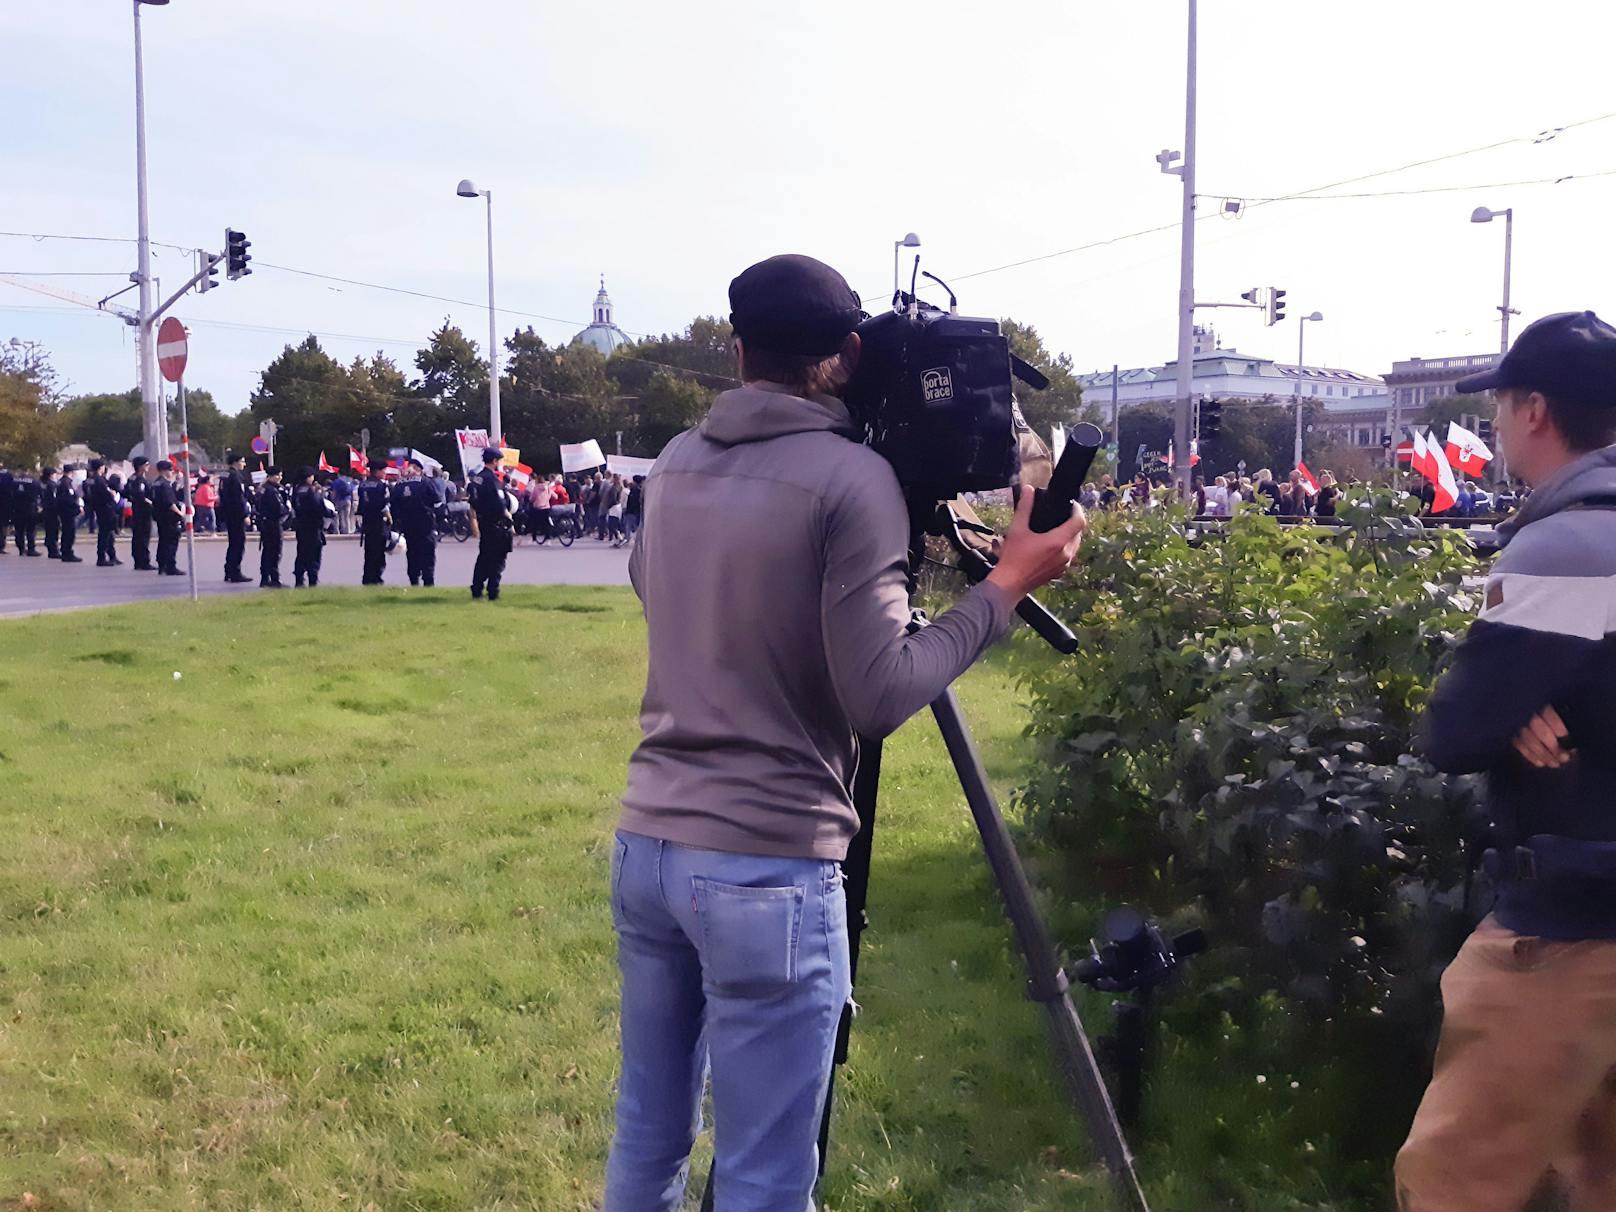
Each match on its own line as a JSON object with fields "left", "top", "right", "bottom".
{"left": 1397, "top": 311, "right": 1616, "bottom": 1210}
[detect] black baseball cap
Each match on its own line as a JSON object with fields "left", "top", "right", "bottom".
{"left": 1456, "top": 310, "right": 1616, "bottom": 405}
{"left": 729, "top": 254, "right": 864, "bottom": 357}
{"left": 131, "top": 456, "right": 149, "bottom": 469}
{"left": 481, "top": 447, "right": 502, "bottom": 464}
{"left": 155, "top": 459, "right": 173, "bottom": 471}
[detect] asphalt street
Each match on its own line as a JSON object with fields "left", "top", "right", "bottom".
{"left": 0, "top": 530, "right": 631, "bottom": 618}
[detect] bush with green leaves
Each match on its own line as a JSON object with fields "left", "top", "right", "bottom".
{"left": 1011, "top": 493, "right": 1492, "bottom": 1191}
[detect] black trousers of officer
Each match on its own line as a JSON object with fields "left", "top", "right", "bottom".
{"left": 260, "top": 526, "right": 283, "bottom": 585}
{"left": 13, "top": 511, "right": 37, "bottom": 554}
{"left": 42, "top": 508, "right": 60, "bottom": 557}
{"left": 404, "top": 524, "right": 435, "bottom": 586}
{"left": 156, "top": 519, "right": 181, "bottom": 572}
{"left": 472, "top": 524, "right": 511, "bottom": 597}
{"left": 361, "top": 524, "right": 387, "bottom": 584}
{"left": 58, "top": 512, "right": 77, "bottom": 561}
{"left": 130, "top": 510, "right": 153, "bottom": 568}
{"left": 96, "top": 513, "right": 117, "bottom": 563}
{"left": 293, "top": 525, "right": 324, "bottom": 586}
{"left": 223, "top": 511, "right": 246, "bottom": 578}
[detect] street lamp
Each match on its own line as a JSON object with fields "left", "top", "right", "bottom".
{"left": 1293, "top": 310, "right": 1323, "bottom": 468}
{"left": 133, "top": 0, "right": 170, "bottom": 465}
{"left": 458, "top": 178, "right": 501, "bottom": 444}
{"left": 1470, "top": 205, "right": 1516, "bottom": 353}
{"left": 892, "top": 232, "right": 920, "bottom": 298}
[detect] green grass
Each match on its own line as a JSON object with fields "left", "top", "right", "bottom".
{"left": 0, "top": 587, "right": 1132, "bottom": 1212}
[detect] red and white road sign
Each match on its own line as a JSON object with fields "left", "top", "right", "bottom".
{"left": 157, "top": 316, "right": 189, "bottom": 383}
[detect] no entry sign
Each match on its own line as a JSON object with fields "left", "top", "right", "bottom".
{"left": 157, "top": 316, "right": 188, "bottom": 383}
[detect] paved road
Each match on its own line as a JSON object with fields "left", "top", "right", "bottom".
{"left": 0, "top": 530, "right": 631, "bottom": 618}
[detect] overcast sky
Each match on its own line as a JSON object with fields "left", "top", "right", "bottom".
{"left": 4, "top": 0, "right": 1614, "bottom": 414}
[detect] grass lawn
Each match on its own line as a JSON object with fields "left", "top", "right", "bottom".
{"left": 0, "top": 586, "right": 1142, "bottom": 1212}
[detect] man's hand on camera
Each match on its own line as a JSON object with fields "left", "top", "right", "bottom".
{"left": 985, "top": 489, "right": 1086, "bottom": 601}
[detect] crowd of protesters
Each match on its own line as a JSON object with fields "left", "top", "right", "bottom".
{"left": 515, "top": 471, "right": 644, "bottom": 547}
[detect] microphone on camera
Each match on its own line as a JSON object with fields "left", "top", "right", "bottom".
{"left": 1030, "top": 421, "right": 1106, "bottom": 533}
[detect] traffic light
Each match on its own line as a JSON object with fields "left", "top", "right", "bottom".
{"left": 225, "top": 228, "right": 253, "bottom": 280}
{"left": 1240, "top": 288, "right": 1260, "bottom": 305}
{"left": 1477, "top": 418, "right": 1494, "bottom": 444}
{"left": 1200, "top": 398, "right": 1223, "bottom": 440}
{"left": 197, "top": 249, "right": 219, "bottom": 294}
{"left": 1266, "top": 287, "right": 1287, "bottom": 326}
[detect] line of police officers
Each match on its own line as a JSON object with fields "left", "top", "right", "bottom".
{"left": 0, "top": 455, "right": 188, "bottom": 574}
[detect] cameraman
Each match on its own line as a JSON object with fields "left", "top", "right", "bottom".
{"left": 1397, "top": 311, "right": 1616, "bottom": 1211}
{"left": 605, "top": 254, "right": 1086, "bottom": 1212}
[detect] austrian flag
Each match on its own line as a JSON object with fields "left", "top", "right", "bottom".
{"left": 1445, "top": 422, "right": 1494, "bottom": 477}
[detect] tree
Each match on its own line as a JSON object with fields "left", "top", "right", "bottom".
{"left": 0, "top": 341, "right": 64, "bottom": 468}
{"left": 248, "top": 336, "right": 367, "bottom": 473}
{"left": 501, "top": 328, "right": 623, "bottom": 471}
{"left": 631, "top": 370, "right": 710, "bottom": 454}
{"left": 1417, "top": 394, "right": 1491, "bottom": 434}
{"left": 609, "top": 317, "right": 737, "bottom": 396}
{"left": 58, "top": 389, "right": 143, "bottom": 460}
{"left": 1000, "top": 319, "right": 1092, "bottom": 439}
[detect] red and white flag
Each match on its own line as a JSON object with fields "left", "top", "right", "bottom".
{"left": 507, "top": 462, "right": 533, "bottom": 489}
{"left": 348, "top": 445, "right": 368, "bottom": 474}
{"left": 318, "top": 451, "right": 337, "bottom": 475}
{"left": 1295, "top": 463, "right": 1320, "bottom": 493}
{"left": 1412, "top": 429, "right": 1460, "bottom": 513}
{"left": 1444, "top": 422, "right": 1493, "bottom": 477}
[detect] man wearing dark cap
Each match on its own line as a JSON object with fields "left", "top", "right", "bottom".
{"left": 126, "top": 456, "right": 155, "bottom": 570}
{"left": 290, "top": 468, "right": 327, "bottom": 589}
{"left": 357, "top": 459, "right": 391, "bottom": 585}
{"left": 150, "top": 460, "right": 184, "bottom": 576}
{"left": 469, "top": 445, "right": 512, "bottom": 600}
{"left": 39, "top": 467, "right": 62, "bottom": 558}
{"left": 254, "top": 467, "right": 289, "bottom": 588}
{"left": 86, "top": 459, "right": 120, "bottom": 566}
{"left": 603, "top": 254, "right": 1086, "bottom": 1210}
{"left": 11, "top": 467, "right": 42, "bottom": 556}
{"left": 1397, "top": 311, "right": 1616, "bottom": 1211}
{"left": 219, "top": 452, "right": 252, "bottom": 583}
{"left": 56, "top": 465, "right": 84, "bottom": 563}
{"left": 395, "top": 457, "right": 437, "bottom": 587}
{"left": 0, "top": 460, "right": 11, "bottom": 555}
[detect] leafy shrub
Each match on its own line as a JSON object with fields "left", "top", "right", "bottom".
{"left": 1010, "top": 493, "right": 1491, "bottom": 1195}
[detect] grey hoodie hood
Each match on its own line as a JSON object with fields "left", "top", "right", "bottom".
{"left": 699, "top": 384, "right": 860, "bottom": 448}
{"left": 1497, "top": 444, "right": 1616, "bottom": 547}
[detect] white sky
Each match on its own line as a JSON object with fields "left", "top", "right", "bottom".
{"left": 3, "top": 0, "right": 1614, "bottom": 411}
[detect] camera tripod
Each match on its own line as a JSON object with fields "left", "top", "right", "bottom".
{"left": 698, "top": 499, "right": 1150, "bottom": 1212}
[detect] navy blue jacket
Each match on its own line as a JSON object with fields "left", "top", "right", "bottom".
{"left": 1424, "top": 445, "right": 1616, "bottom": 938}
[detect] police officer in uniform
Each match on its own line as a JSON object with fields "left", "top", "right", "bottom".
{"left": 253, "top": 467, "right": 288, "bottom": 588}
{"left": 151, "top": 460, "right": 185, "bottom": 576}
{"left": 56, "top": 465, "right": 84, "bottom": 563}
{"left": 39, "top": 467, "right": 62, "bottom": 558}
{"left": 395, "top": 457, "right": 437, "bottom": 587}
{"left": 0, "top": 460, "right": 12, "bottom": 557}
{"left": 1397, "top": 312, "right": 1616, "bottom": 1211}
{"left": 12, "top": 469, "right": 42, "bottom": 556}
{"left": 219, "top": 451, "right": 252, "bottom": 583}
{"left": 291, "top": 468, "right": 327, "bottom": 588}
{"left": 470, "top": 446, "right": 513, "bottom": 601}
{"left": 357, "top": 459, "right": 391, "bottom": 585}
{"left": 88, "top": 460, "right": 121, "bottom": 565}
{"left": 126, "top": 456, "right": 155, "bottom": 570}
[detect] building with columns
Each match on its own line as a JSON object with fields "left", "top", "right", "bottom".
{"left": 573, "top": 277, "right": 631, "bottom": 355}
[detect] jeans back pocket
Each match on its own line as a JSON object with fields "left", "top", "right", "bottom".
{"left": 692, "top": 877, "right": 806, "bottom": 992}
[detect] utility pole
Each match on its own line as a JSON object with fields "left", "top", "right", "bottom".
{"left": 1166, "top": 0, "right": 1197, "bottom": 497}
{"left": 132, "top": 0, "right": 164, "bottom": 464}
{"left": 1111, "top": 364, "right": 1120, "bottom": 456}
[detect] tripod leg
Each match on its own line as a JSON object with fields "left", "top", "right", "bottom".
{"left": 930, "top": 686, "right": 1152, "bottom": 1212}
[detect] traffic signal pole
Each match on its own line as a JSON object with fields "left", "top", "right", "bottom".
{"left": 132, "top": 0, "right": 163, "bottom": 465}
{"left": 1170, "top": 0, "right": 1197, "bottom": 500}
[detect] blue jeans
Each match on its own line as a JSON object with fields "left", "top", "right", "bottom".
{"left": 605, "top": 831, "right": 851, "bottom": 1212}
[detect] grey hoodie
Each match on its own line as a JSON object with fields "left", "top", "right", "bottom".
{"left": 619, "top": 384, "right": 1016, "bottom": 860}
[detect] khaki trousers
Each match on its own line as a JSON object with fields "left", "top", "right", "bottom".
{"left": 1396, "top": 915, "right": 1616, "bottom": 1211}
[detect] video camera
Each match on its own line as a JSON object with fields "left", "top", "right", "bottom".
{"left": 844, "top": 272, "right": 1052, "bottom": 502}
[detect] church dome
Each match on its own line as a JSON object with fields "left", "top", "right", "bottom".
{"left": 574, "top": 275, "right": 630, "bottom": 355}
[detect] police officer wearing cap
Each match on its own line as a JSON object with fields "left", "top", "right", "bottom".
{"left": 253, "top": 467, "right": 289, "bottom": 588}
{"left": 56, "top": 465, "right": 84, "bottom": 563}
{"left": 219, "top": 451, "right": 252, "bottom": 583}
{"left": 357, "top": 459, "right": 391, "bottom": 585}
{"left": 0, "top": 460, "right": 12, "bottom": 556}
{"left": 87, "top": 459, "right": 120, "bottom": 566}
{"left": 39, "top": 467, "right": 62, "bottom": 558}
{"left": 291, "top": 467, "right": 326, "bottom": 588}
{"left": 469, "top": 446, "right": 512, "bottom": 600}
{"left": 394, "top": 457, "right": 437, "bottom": 587}
{"left": 151, "top": 460, "right": 185, "bottom": 576}
{"left": 126, "top": 456, "right": 154, "bottom": 570}
{"left": 602, "top": 254, "right": 1086, "bottom": 1210}
{"left": 1397, "top": 312, "right": 1616, "bottom": 1211}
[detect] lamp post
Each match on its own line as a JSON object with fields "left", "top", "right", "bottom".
{"left": 1293, "top": 311, "right": 1323, "bottom": 468}
{"left": 1470, "top": 205, "right": 1516, "bottom": 354}
{"left": 133, "top": 0, "right": 170, "bottom": 465}
{"left": 458, "top": 179, "right": 501, "bottom": 443}
{"left": 892, "top": 232, "right": 920, "bottom": 298}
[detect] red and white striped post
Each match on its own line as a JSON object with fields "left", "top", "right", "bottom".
{"left": 157, "top": 317, "right": 197, "bottom": 601}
